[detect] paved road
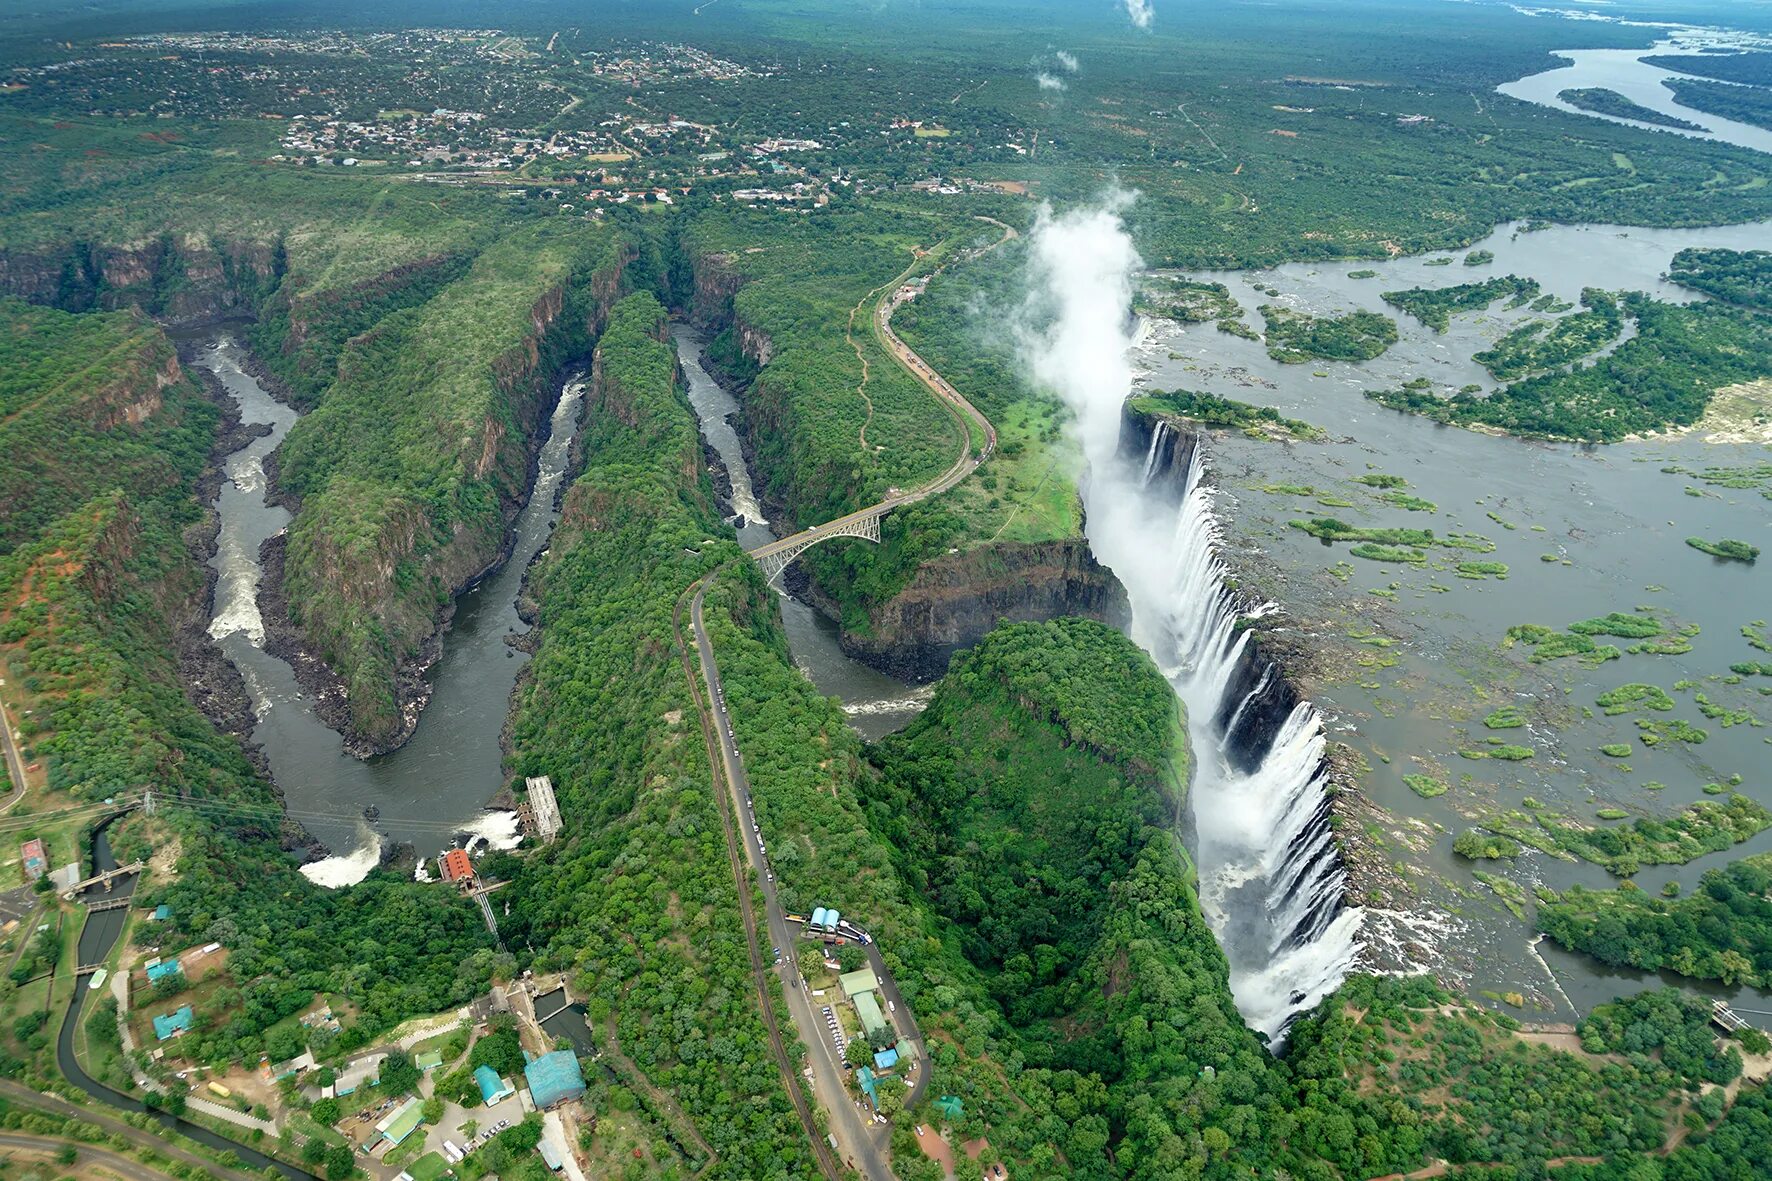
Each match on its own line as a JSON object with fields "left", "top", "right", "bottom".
{"left": 0, "top": 1081, "right": 268, "bottom": 1181}
{"left": 0, "top": 1130, "right": 185, "bottom": 1181}
{"left": 0, "top": 679, "right": 32, "bottom": 812}
{"left": 676, "top": 586, "right": 848, "bottom": 1181}
{"left": 683, "top": 582, "right": 894, "bottom": 1181}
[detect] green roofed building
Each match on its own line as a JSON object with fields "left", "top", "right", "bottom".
{"left": 524, "top": 1050, "right": 585, "bottom": 1109}
{"left": 838, "top": 967, "right": 878, "bottom": 999}
{"left": 376, "top": 1097, "right": 425, "bottom": 1148}
{"left": 415, "top": 1050, "right": 444, "bottom": 1073}
{"left": 852, "top": 991, "right": 890, "bottom": 1037}
{"left": 934, "top": 1095, "right": 963, "bottom": 1121}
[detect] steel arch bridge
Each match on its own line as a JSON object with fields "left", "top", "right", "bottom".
{"left": 748, "top": 509, "right": 884, "bottom": 585}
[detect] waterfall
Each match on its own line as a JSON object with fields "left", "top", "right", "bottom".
{"left": 1120, "top": 442, "right": 1362, "bottom": 1045}
{"left": 1012, "top": 194, "right": 1359, "bottom": 1046}
{"left": 1140, "top": 419, "right": 1170, "bottom": 485}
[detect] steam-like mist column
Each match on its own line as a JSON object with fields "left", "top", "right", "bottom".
{"left": 1018, "top": 196, "right": 1363, "bottom": 1044}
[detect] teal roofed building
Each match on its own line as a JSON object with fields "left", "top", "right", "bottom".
{"left": 145, "top": 958, "right": 184, "bottom": 985}
{"left": 856, "top": 1066, "right": 880, "bottom": 1107}
{"left": 152, "top": 1005, "right": 193, "bottom": 1040}
{"left": 475, "top": 1064, "right": 515, "bottom": 1106}
{"left": 524, "top": 1050, "right": 585, "bottom": 1109}
{"left": 934, "top": 1095, "right": 963, "bottom": 1121}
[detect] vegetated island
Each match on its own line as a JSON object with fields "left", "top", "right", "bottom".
{"left": 1558, "top": 87, "right": 1707, "bottom": 131}
{"left": 1642, "top": 51, "right": 1772, "bottom": 87}
{"left": 1687, "top": 536, "right": 1761, "bottom": 563}
{"left": 1539, "top": 853, "right": 1772, "bottom": 988}
{"left": 1463, "top": 793, "right": 1771, "bottom": 877}
{"left": 1129, "top": 389, "right": 1325, "bottom": 441}
{"left": 1381, "top": 275, "right": 1540, "bottom": 332}
{"left": 1364, "top": 282, "right": 1772, "bottom": 441}
{"left": 1260, "top": 304, "right": 1398, "bottom": 364}
{"left": 1669, "top": 246, "right": 1772, "bottom": 311}
{"left": 1664, "top": 78, "right": 1772, "bottom": 133}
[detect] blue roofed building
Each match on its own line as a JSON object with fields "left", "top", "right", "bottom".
{"left": 524, "top": 1050, "right": 585, "bottom": 1109}
{"left": 873, "top": 1047, "right": 899, "bottom": 1072}
{"left": 475, "top": 1064, "right": 515, "bottom": 1106}
{"left": 145, "top": 958, "right": 184, "bottom": 985}
{"left": 152, "top": 1005, "right": 194, "bottom": 1040}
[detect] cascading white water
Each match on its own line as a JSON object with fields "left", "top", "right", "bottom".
{"left": 1015, "top": 194, "right": 1361, "bottom": 1045}
{"left": 1130, "top": 445, "right": 1362, "bottom": 1044}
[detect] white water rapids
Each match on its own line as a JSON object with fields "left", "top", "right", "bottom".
{"left": 1018, "top": 196, "right": 1362, "bottom": 1043}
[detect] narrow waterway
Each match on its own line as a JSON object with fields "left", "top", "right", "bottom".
{"left": 195, "top": 332, "right": 584, "bottom": 883}
{"left": 55, "top": 817, "right": 315, "bottom": 1180}
{"left": 671, "top": 323, "right": 931, "bottom": 739}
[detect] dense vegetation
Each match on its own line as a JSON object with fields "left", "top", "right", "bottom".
{"left": 1260, "top": 305, "right": 1398, "bottom": 364}
{"left": 274, "top": 222, "right": 629, "bottom": 744}
{"left": 1472, "top": 289, "right": 1624, "bottom": 380}
{"left": 497, "top": 293, "right": 820, "bottom": 1178}
{"left": 1539, "top": 855, "right": 1772, "bottom": 987}
{"left": 1643, "top": 53, "right": 1772, "bottom": 88}
{"left": 0, "top": 297, "right": 502, "bottom": 1077}
{"left": 1669, "top": 248, "right": 1772, "bottom": 311}
{"left": 1129, "top": 391, "right": 1324, "bottom": 440}
{"left": 1559, "top": 88, "right": 1706, "bottom": 131}
{"left": 1368, "top": 291, "right": 1772, "bottom": 440}
{"left": 1664, "top": 79, "right": 1772, "bottom": 133}
{"left": 1381, "top": 275, "right": 1540, "bottom": 332}
{"left": 1475, "top": 795, "right": 1771, "bottom": 877}
{"left": 1686, "top": 537, "right": 1760, "bottom": 563}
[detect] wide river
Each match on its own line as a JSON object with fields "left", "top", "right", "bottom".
{"left": 1500, "top": 25, "right": 1772, "bottom": 156}
{"left": 1136, "top": 216, "right": 1772, "bottom": 1025}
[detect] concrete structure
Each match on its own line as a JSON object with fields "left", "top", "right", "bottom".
{"left": 152, "top": 1005, "right": 194, "bottom": 1040}
{"left": 475, "top": 1064, "right": 515, "bottom": 1106}
{"left": 525, "top": 776, "right": 562, "bottom": 843}
{"left": 265, "top": 1050, "right": 317, "bottom": 1082}
{"left": 524, "top": 1050, "right": 585, "bottom": 1109}
{"left": 838, "top": 968, "right": 878, "bottom": 1000}
{"left": 376, "top": 1097, "right": 425, "bottom": 1147}
{"left": 20, "top": 839, "right": 46, "bottom": 882}
{"left": 333, "top": 1053, "right": 385, "bottom": 1097}
{"left": 440, "top": 849, "right": 473, "bottom": 882}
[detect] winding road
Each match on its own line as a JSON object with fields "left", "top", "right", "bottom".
{"left": 744, "top": 219, "right": 1009, "bottom": 576}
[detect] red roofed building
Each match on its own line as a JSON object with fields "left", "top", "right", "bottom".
{"left": 440, "top": 849, "right": 473, "bottom": 882}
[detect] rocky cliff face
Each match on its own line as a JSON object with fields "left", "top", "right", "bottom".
{"left": 277, "top": 247, "right": 638, "bottom": 753}
{"left": 0, "top": 233, "right": 284, "bottom": 326}
{"left": 828, "top": 539, "right": 1127, "bottom": 680}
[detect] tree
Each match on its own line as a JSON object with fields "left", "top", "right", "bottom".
{"left": 845, "top": 1039, "right": 873, "bottom": 1068}
{"left": 312, "top": 1098, "right": 341, "bottom": 1127}
{"left": 422, "top": 1097, "right": 444, "bottom": 1124}
{"left": 323, "top": 1143, "right": 355, "bottom": 1181}
{"left": 798, "top": 944, "right": 826, "bottom": 976}
{"left": 380, "top": 1050, "right": 419, "bottom": 1096}
{"left": 836, "top": 945, "right": 866, "bottom": 973}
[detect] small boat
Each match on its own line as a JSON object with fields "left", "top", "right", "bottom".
{"left": 88, "top": 968, "right": 108, "bottom": 991}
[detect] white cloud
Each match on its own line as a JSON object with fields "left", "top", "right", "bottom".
{"left": 1036, "top": 72, "right": 1068, "bottom": 91}
{"left": 1124, "top": 0, "right": 1154, "bottom": 29}
{"left": 1055, "top": 50, "right": 1080, "bottom": 73}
